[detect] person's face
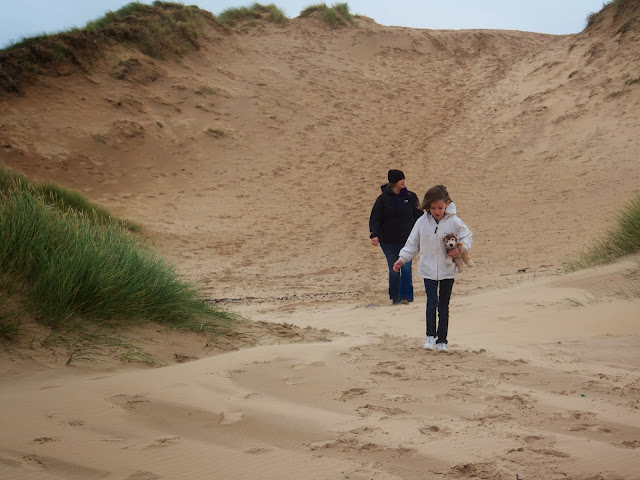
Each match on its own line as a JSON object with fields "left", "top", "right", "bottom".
{"left": 395, "top": 178, "right": 406, "bottom": 189}
{"left": 429, "top": 199, "right": 447, "bottom": 220}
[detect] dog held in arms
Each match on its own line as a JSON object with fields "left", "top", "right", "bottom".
{"left": 443, "top": 232, "right": 474, "bottom": 272}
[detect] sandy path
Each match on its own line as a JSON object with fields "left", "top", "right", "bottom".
{"left": 1, "top": 258, "right": 638, "bottom": 479}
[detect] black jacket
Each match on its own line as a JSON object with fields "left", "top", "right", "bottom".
{"left": 369, "top": 184, "right": 423, "bottom": 244}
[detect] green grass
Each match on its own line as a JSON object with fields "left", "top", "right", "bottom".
{"left": 300, "top": 2, "right": 356, "bottom": 28}
{"left": 0, "top": 165, "right": 141, "bottom": 232}
{"left": 0, "top": 190, "right": 235, "bottom": 330}
{"left": 0, "top": 167, "right": 238, "bottom": 337}
{"left": 217, "top": 3, "right": 288, "bottom": 27}
{"left": 1, "top": 2, "right": 217, "bottom": 93}
{"left": 565, "top": 191, "right": 640, "bottom": 271}
{"left": 0, "top": 293, "right": 22, "bottom": 340}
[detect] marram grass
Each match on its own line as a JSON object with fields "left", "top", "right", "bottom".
{"left": 565, "top": 191, "right": 640, "bottom": 271}
{"left": 0, "top": 190, "right": 236, "bottom": 331}
{"left": 300, "top": 2, "right": 356, "bottom": 28}
{"left": 0, "top": 165, "right": 141, "bottom": 232}
{"left": 217, "top": 3, "right": 287, "bottom": 27}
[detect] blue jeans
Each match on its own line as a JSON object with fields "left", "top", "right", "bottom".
{"left": 424, "top": 278, "right": 454, "bottom": 344}
{"left": 380, "top": 243, "right": 414, "bottom": 302}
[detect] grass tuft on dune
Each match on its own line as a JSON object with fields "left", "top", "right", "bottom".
{"left": 0, "top": 168, "right": 238, "bottom": 335}
{"left": 566, "top": 191, "right": 640, "bottom": 270}
{"left": 300, "top": 3, "right": 357, "bottom": 28}
{"left": 0, "top": 1, "right": 218, "bottom": 93}
{"left": 217, "top": 3, "right": 288, "bottom": 27}
{"left": 0, "top": 166, "right": 141, "bottom": 232}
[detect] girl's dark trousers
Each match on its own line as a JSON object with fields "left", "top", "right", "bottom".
{"left": 424, "top": 278, "right": 454, "bottom": 344}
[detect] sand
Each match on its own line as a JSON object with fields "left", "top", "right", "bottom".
{"left": 0, "top": 7, "right": 639, "bottom": 480}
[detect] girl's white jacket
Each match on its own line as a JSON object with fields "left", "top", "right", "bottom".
{"left": 397, "top": 202, "right": 473, "bottom": 280}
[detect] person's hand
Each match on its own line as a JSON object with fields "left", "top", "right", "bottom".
{"left": 371, "top": 237, "right": 379, "bottom": 246}
{"left": 448, "top": 247, "right": 461, "bottom": 258}
{"left": 393, "top": 260, "right": 403, "bottom": 272}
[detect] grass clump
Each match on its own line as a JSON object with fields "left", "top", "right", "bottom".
{"left": 217, "top": 3, "right": 288, "bottom": 27}
{"left": 0, "top": 166, "right": 237, "bottom": 337}
{"left": 1, "top": 2, "right": 217, "bottom": 93}
{"left": 300, "top": 2, "right": 356, "bottom": 28}
{"left": 0, "top": 165, "right": 141, "bottom": 232}
{"left": 0, "top": 189, "right": 236, "bottom": 331}
{"left": 586, "top": 0, "right": 638, "bottom": 29}
{"left": 565, "top": 191, "right": 640, "bottom": 271}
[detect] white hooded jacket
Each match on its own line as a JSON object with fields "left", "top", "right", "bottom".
{"left": 397, "top": 202, "right": 473, "bottom": 280}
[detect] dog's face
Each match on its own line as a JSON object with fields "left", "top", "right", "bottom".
{"left": 443, "top": 232, "right": 458, "bottom": 250}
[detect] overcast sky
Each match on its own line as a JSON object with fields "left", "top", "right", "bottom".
{"left": 1, "top": 0, "right": 609, "bottom": 49}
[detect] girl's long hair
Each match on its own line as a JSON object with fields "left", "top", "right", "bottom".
{"left": 420, "top": 184, "right": 451, "bottom": 211}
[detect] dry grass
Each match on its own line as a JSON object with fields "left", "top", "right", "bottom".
{"left": 0, "top": 1, "right": 218, "bottom": 94}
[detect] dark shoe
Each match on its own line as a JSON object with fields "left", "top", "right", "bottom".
{"left": 399, "top": 298, "right": 410, "bottom": 305}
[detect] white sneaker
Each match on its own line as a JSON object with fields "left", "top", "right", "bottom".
{"left": 423, "top": 336, "right": 436, "bottom": 350}
{"left": 436, "top": 343, "right": 448, "bottom": 353}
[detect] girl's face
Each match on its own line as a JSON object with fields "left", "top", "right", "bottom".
{"left": 429, "top": 199, "right": 447, "bottom": 221}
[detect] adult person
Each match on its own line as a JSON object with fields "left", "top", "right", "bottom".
{"left": 369, "top": 169, "right": 423, "bottom": 305}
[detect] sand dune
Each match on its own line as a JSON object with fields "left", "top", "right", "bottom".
{"left": 1, "top": 3, "right": 639, "bottom": 479}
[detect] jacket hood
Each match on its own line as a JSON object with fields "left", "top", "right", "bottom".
{"left": 446, "top": 201, "right": 457, "bottom": 215}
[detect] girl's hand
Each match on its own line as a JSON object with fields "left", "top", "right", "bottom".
{"left": 393, "top": 260, "right": 403, "bottom": 272}
{"left": 448, "top": 248, "right": 461, "bottom": 258}
{"left": 371, "top": 237, "right": 379, "bottom": 246}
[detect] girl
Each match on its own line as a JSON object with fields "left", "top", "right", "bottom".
{"left": 393, "top": 185, "right": 472, "bottom": 353}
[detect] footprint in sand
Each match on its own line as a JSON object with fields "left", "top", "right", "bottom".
{"left": 147, "top": 436, "right": 181, "bottom": 448}
{"left": 244, "top": 447, "right": 272, "bottom": 454}
{"left": 290, "top": 361, "right": 326, "bottom": 370}
{"left": 340, "top": 388, "right": 367, "bottom": 401}
{"left": 32, "top": 437, "right": 57, "bottom": 444}
{"left": 243, "top": 392, "right": 263, "bottom": 399}
{"left": 21, "top": 456, "right": 46, "bottom": 471}
{"left": 382, "top": 393, "right": 413, "bottom": 402}
{"left": 356, "top": 404, "right": 409, "bottom": 417}
{"left": 419, "top": 425, "right": 442, "bottom": 435}
{"left": 349, "top": 426, "right": 381, "bottom": 435}
{"left": 219, "top": 411, "right": 244, "bottom": 425}
{"left": 282, "top": 376, "right": 307, "bottom": 385}
{"left": 125, "top": 472, "right": 161, "bottom": 480}
{"left": 108, "top": 394, "right": 150, "bottom": 409}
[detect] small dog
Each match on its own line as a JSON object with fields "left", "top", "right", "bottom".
{"left": 443, "top": 232, "right": 474, "bottom": 272}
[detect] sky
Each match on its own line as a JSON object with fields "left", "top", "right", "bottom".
{"left": 1, "top": 0, "right": 609, "bottom": 49}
